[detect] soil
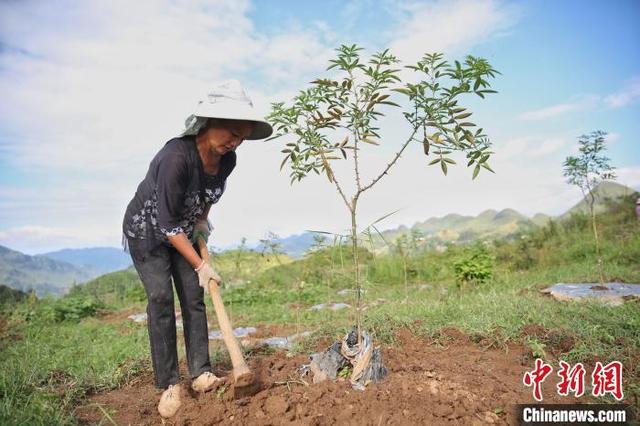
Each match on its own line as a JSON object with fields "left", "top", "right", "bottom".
{"left": 520, "top": 324, "right": 578, "bottom": 356}
{"left": 73, "top": 326, "right": 610, "bottom": 425}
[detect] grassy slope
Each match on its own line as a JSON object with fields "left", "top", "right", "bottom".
{"left": 0, "top": 194, "right": 638, "bottom": 424}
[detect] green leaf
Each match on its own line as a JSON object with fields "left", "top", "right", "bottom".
{"left": 428, "top": 158, "right": 440, "bottom": 165}
{"left": 391, "top": 88, "right": 412, "bottom": 96}
{"left": 362, "top": 138, "right": 380, "bottom": 145}
{"left": 454, "top": 112, "right": 472, "bottom": 119}
{"left": 441, "top": 160, "right": 448, "bottom": 175}
{"left": 464, "top": 133, "right": 475, "bottom": 144}
{"left": 443, "top": 158, "right": 456, "bottom": 164}
{"left": 481, "top": 163, "right": 495, "bottom": 173}
{"left": 472, "top": 164, "right": 480, "bottom": 179}
{"left": 460, "top": 122, "right": 475, "bottom": 127}
{"left": 280, "top": 155, "right": 289, "bottom": 171}
{"left": 370, "top": 209, "right": 401, "bottom": 226}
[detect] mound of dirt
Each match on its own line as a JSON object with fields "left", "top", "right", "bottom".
{"left": 76, "top": 328, "right": 584, "bottom": 425}
{"left": 520, "top": 324, "right": 577, "bottom": 356}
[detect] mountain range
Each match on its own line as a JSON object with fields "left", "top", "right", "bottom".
{"left": 0, "top": 246, "right": 131, "bottom": 297}
{"left": 0, "top": 181, "right": 635, "bottom": 296}
{"left": 0, "top": 245, "right": 94, "bottom": 297}
{"left": 264, "top": 181, "right": 637, "bottom": 254}
{"left": 40, "top": 247, "right": 132, "bottom": 275}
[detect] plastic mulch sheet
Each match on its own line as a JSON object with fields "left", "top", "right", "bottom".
{"left": 541, "top": 283, "right": 640, "bottom": 306}
{"left": 208, "top": 326, "right": 257, "bottom": 340}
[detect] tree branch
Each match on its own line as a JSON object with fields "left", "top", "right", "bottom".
{"left": 359, "top": 127, "right": 419, "bottom": 195}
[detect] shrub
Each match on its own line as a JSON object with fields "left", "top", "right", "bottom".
{"left": 41, "top": 297, "right": 104, "bottom": 322}
{"left": 453, "top": 246, "right": 495, "bottom": 286}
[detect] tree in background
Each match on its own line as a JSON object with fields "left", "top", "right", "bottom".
{"left": 259, "top": 231, "right": 284, "bottom": 265}
{"left": 393, "top": 234, "right": 410, "bottom": 303}
{"left": 267, "top": 44, "right": 499, "bottom": 340}
{"left": 563, "top": 130, "right": 616, "bottom": 285}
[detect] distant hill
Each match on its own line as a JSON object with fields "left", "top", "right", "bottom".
{"left": 0, "top": 245, "right": 93, "bottom": 297}
{"left": 39, "top": 247, "right": 131, "bottom": 276}
{"left": 374, "top": 207, "right": 539, "bottom": 251}
{"left": 560, "top": 181, "right": 636, "bottom": 219}
{"left": 244, "top": 232, "right": 319, "bottom": 258}
{"left": 270, "top": 232, "right": 318, "bottom": 258}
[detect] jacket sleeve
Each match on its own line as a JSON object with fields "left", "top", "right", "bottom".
{"left": 156, "top": 146, "right": 189, "bottom": 236}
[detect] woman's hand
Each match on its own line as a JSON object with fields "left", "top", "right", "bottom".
{"left": 195, "top": 261, "right": 222, "bottom": 290}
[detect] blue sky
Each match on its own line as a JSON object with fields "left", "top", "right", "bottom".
{"left": 0, "top": 0, "right": 638, "bottom": 253}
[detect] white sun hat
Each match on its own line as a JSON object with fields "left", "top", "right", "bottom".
{"left": 182, "top": 80, "right": 273, "bottom": 140}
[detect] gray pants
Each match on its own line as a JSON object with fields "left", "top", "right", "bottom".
{"left": 128, "top": 239, "right": 212, "bottom": 389}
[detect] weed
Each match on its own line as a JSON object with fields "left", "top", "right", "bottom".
{"left": 526, "top": 337, "right": 548, "bottom": 360}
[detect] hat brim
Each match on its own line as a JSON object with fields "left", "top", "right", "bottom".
{"left": 192, "top": 102, "right": 273, "bottom": 140}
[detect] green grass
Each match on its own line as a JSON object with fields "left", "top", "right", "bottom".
{"left": 1, "top": 194, "right": 639, "bottom": 422}
{"left": 0, "top": 310, "right": 150, "bottom": 425}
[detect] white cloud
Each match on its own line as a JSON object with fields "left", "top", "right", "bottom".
{"left": 496, "top": 135, "right": 572, "bottom": 160}
{"left": 519, "top": 76, "right": 640, "bottom": 121}
{"left": 519, "top": 95, "right": 600, "bottom": 121}
{"left": 0, "top": 225, "right": 116, "bottom": 255}
{"left": 261, "top": 31, "right": 334, "bottom": 81}
{"left": 605, "top": 76, "right": 640, "bottom": 108}
{"left": 389, "top": 0, "right": 518, "bottom": 62}
{"left": 0, "top": 0, "right": 334, "bottom": 174}
{"left": 605, "top": 132, "right": 621, "bottom": 144}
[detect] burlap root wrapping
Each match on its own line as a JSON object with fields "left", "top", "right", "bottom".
{"left": 303, "top": 328, "right": 388, "bottom": 390}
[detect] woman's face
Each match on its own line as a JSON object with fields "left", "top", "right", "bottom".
{"left": 202, "top": 120, "right": 253, "bottom": 156}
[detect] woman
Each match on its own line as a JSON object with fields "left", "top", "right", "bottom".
{"left": 122, "top": 80, "right": 272, "bottom": 418}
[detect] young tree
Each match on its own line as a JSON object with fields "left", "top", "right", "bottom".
{"left": 563, "top": 130, "right": 616, "bottom": 285}
{"left": 393, "top": 234, "right": 410, "bottom": 303}
{"left": 267, "top": 44, "right": 499, "bottom": 340}
{"left": 233, "top": 237, "right": 248, "bottom": 280}
{"left": 259, "top": 231, "right": 284, "bottom": 265}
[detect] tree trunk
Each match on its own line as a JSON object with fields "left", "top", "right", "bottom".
{"left": 350, "top": 201, "right": 362, "bottom": 344}
{"left": 590, "top": 207, "right": 605, "bottom": 286}
{"left": 588, "top": 192, "right": 605, "bottom": 286}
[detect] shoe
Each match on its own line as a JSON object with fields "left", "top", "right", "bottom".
{"left": 191, "top": 371, "right": 222, "bottom": 393}
{"left": 158, "top": 384, "right": 182, "bottom": 418}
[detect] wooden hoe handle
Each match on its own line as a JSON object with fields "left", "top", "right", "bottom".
{"left": 196, "top": 237, "right": 253, "bottom": 386}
